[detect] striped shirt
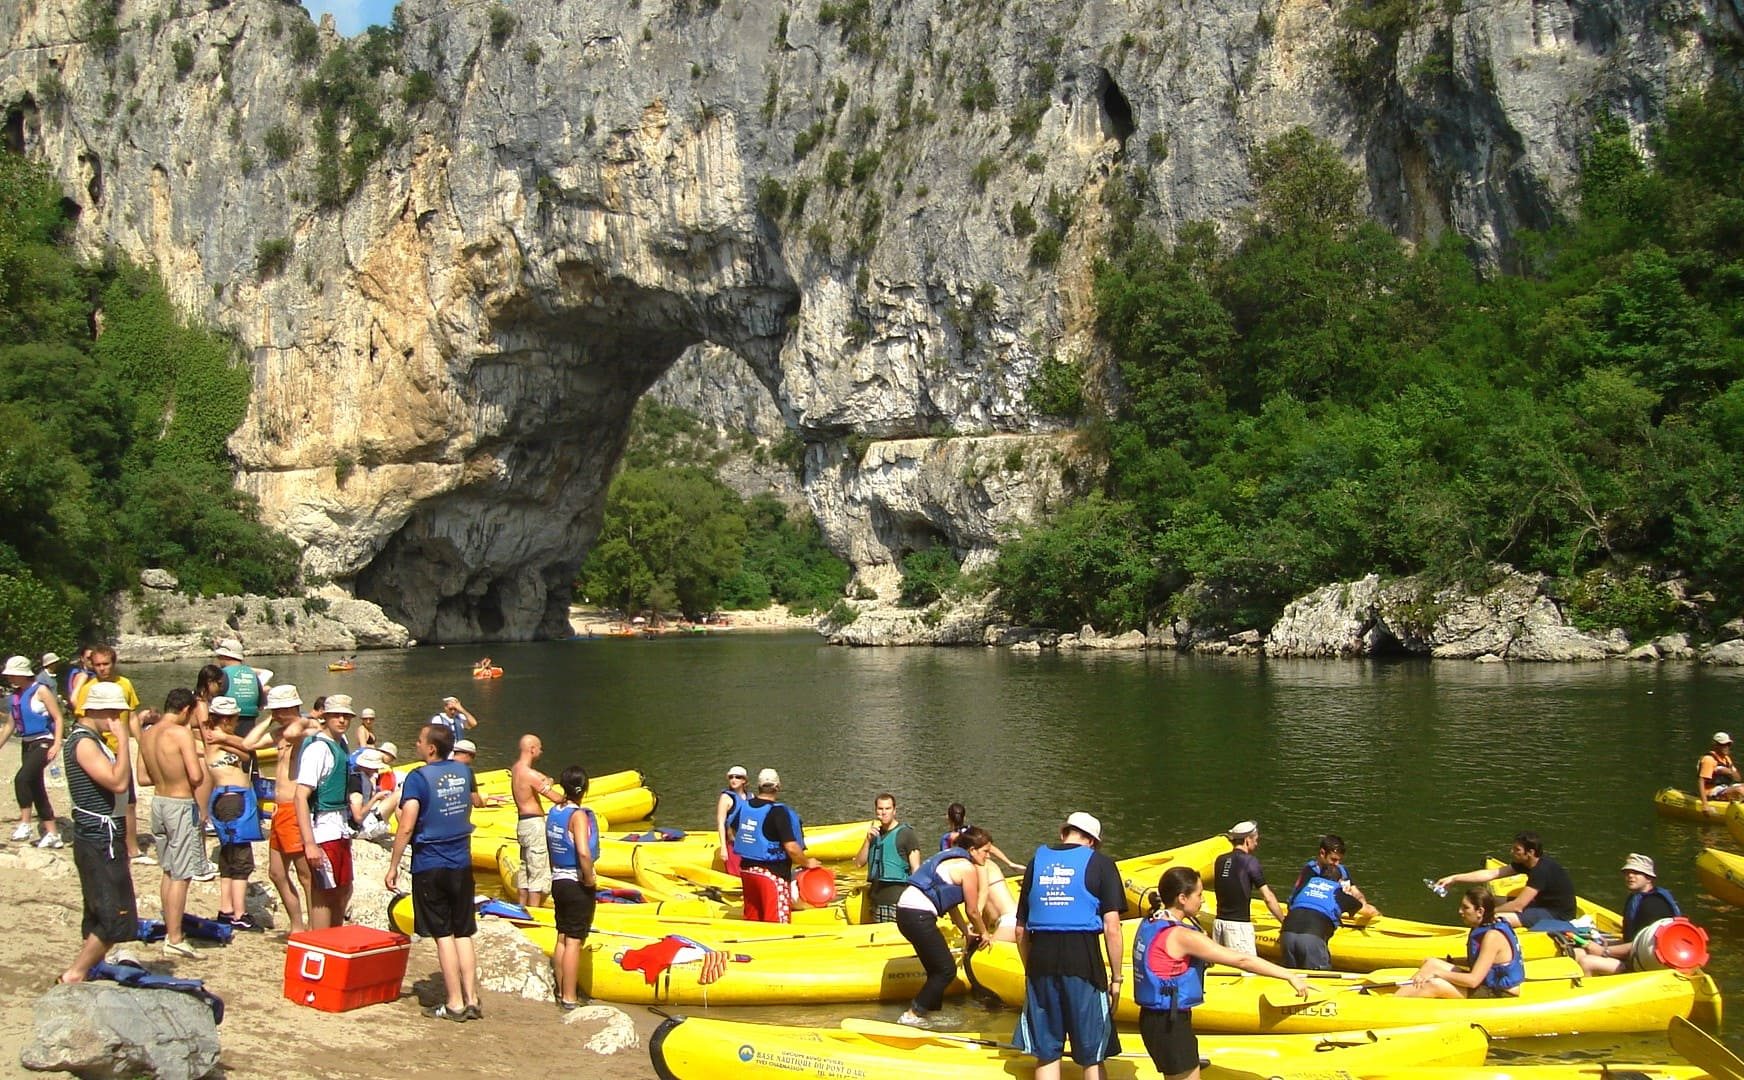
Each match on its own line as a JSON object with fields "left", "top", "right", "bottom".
{"left": 63, "top": 726, "right": 123, "bottom": 843}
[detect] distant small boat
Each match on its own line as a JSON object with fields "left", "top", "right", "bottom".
{"left": 328, "top": 660, "right": 357, "bottom": 672}
{"left": 472, "top": 666, "right": 504, "bottom": 679}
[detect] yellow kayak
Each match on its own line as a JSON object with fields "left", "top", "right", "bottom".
{"left": 1117, "top": 836, "right": 1614, "bottom": 974}
{"left": 1386, "top": 1071, "right": 1706, "bottom": 1080}
{"left": 1695, "top": 847, "right": 1744, "bottom": 907}
{"left": 469, "top": 785, "right": 658, "bottom": 828}
{"left": 1726, "top": 801, "right": 1744, "bottom": 848}
{"left": 1655, "top": 787, "right": 1728, "bottom": 822}
{"left": 647, "top": 1015, "right": 1490, "bottom": 1080}
{"left": 464, "top": 766, "right": 645, "bottom": 799}
{"left": 388, "top": 892, "right": 963, "bottom": 1004}
{"left": 966, "top": 939, "right": 1721, "bottom": 1036}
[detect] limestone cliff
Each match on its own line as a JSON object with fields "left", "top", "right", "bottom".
{"left": 2, "top": 0, "right": 1733, "bottom": 640}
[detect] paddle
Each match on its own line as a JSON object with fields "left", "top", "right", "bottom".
{"left": 1668, "top": 1017, "right": 1744, "bottom": 1080}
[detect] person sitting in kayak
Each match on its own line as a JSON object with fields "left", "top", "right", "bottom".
{"left": 939, "top": 802, "right": 1024, "bottom": 872}
{"left": 1698, "top": 732, "right": 1743, "bottom": 810}
{"left": 1576, "top": 853, "right": 1682, "bottom": 975}
{"left": 1279, "top": 834, "right": 1379, "bottom": 970}
{"left": 1396, "top": 885, "right": 1523, "bottom": 998}
{"left": 1134, "top": 866, "right": 1309, "bottom": 1079}
{"left": 1432, "top": 830, "right": 1577, "bottom": 929}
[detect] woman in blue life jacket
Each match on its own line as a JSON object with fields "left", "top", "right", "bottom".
{"left": 715, "top": 766, "right": 749, "bottom": 875}
{"left": 896, "top": 826, "right": 995, "bottom": 1026}
{"left": 201, "top": 695, "right": 274, "bottom": 929}
{"left": 3, "top": 654, "right": 65, "bottom": 847}
{"left": 1136, "top": 867, "right": 1309, "bottom": 1080}
{"left": 1396, "top": 885, "right": 1523, "bottom": 998}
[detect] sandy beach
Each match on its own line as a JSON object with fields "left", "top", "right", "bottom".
{"left": 567, "top": 603, "right": 817, "bottom": 635}
{"left": 0, "top": 740, "right": 662, "bottom": 1080}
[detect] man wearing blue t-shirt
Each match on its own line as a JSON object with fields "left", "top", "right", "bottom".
{"left": 385, "top": 723, "right": 479, "bottom": 1022}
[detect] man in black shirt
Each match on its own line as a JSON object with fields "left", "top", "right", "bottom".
{"left": 1432, "top": 830, "right": 1577, "bottom": 928}
{"left": 1211, "top": 820, "right": 1287, "bottom": 956}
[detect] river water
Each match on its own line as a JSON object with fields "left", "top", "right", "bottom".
{"left": 129, "top": 634, "right": 1744, "bottom": 1054}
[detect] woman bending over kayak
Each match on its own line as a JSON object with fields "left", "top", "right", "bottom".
{"left": 1135, "top": 867, "right": 1309, "bottom": 1080}
{"left": 896, "top": 827, "right": 995, "bottom": 1026}
{"left": 1396, "top": 885, "right": 1523, "bottom": 998}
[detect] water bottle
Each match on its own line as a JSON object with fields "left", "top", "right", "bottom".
{"left": 1423, "top": 878, "right": 1447, "bottom": 897}
{"left": 49, "top": 763, "right": 61, "bottom": 781}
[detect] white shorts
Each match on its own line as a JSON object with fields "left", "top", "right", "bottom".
{"left": 1213, "top": 919, "right": 1257, "bottom": 956}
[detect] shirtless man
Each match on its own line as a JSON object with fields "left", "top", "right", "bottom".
{"left": 139, "top": 688, "right": 207, "bottom": 958}
{"left": 264, "top": 684, "right": 315, "bottom": 934}
{"left": 510, "top": 735, "right": 559, "bottom": 907}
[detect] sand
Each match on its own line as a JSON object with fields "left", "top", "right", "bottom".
{"left": 0, "top": 739, "right": 662, "bottom": 1080}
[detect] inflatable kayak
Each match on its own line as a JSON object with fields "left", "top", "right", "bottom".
{"left": 1654, "top": 787, "right": 1728, "bottom": 822}
{"left": 389, "top": 892, "right": 962, "bottom": 1004}
{"left": 647, "top": 1015, "right": 1490, "bottom": 1080}
{"left": 1727, "top": 801, "right": 1744, "bottom": 848}
{"left": 472, "top": 666, "right": 503, "bottom": 679}
{"left": 1696, "top": 847, "right": 1744, "bottom": 906}
{"left": 966, "top": 940, "right": 1721, "bottom": 1036}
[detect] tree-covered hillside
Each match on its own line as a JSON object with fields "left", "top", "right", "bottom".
{"left": 0, "top": 152, "right": 300, "bottom": 655}
{"left": 993, "top": 85, "right": 1744, "bottom": 638}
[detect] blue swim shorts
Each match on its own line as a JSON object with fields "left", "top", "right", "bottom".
{"left": 1012, "top": 973, "right": 1120, "bottom": 1067}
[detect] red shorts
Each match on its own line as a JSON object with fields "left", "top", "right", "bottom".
{"left": 739, "top": 866, "right": 791, "bottom": 924}
{"left": 316, "top": 839, "right": 353, "bottom": 888}
{"left": 269, "top": 803, "right": 302, "bottom": 855}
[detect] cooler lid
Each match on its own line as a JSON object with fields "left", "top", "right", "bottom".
{"left": 287, "top": 925, "right": 410, "bottom": 954}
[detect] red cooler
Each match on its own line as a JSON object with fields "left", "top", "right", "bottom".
{"left": 283, "top": 926, "right": 411, "bottom": 1012}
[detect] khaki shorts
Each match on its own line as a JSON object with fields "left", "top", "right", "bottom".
{"left": 1213, "top": 919, "right": 1258, "bottom": 956}
{"left": 149, "top": 796, "right": 205, "bottom": 881}
{"left": 517, "top": 816, "right": 551, "bottom": 894}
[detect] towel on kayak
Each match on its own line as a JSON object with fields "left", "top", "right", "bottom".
{"left": 618, "top": 935, "right": 736, "bottom": 986}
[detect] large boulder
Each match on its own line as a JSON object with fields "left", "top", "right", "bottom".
{"left": 1703, "top": 640, "right": 1744, "bottom": 666}
{"left": 472, "top": 917, "right": 556, "bottom": 1002}
{"left": 21, "top": 982, "right": 220, "bottom": 1080}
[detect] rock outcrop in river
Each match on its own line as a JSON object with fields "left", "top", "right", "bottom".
{"left": 3, "top": 0, "right": 1733, "bottom": 640}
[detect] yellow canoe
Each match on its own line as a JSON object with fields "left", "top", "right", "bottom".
{"left": 388, "top": 892, "right": 963, "bottom": 1004}
{"left": 966, "top": 939, "right": 1721, "bottom": 1036}
{"left": 1655, "top": 787, "right": 1728, "bottom": 822}
{"left": 1726, "top": 801, "right": 1744, "bottom": 848}
{"left": 1695, "top": 847, "right": 1744, "bottom": 907}
{"left": 1387, "top": 1071, "right": 1706, "bottom": 1080}
{"left": 1131, "top": 841, "right": 1624, "bottom": 973}
{"left": 647, "top": 1015, "right": 1490, "bottom": 1080}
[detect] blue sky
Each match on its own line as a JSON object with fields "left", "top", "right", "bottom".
{"left": 300, "top": 0, "right": 397, "bottom": 37}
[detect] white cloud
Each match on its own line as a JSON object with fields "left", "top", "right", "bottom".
{"left": 300, "top": 0, "right": 397, "bottom": 37}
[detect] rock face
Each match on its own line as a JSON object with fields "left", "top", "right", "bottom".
{"left": 1265, "top": 569, "right": 1630, "bottom": 661}
{"left": 3, "top": 0, "right": 1732, "bottom": 640}
{"left": 22, "top": 982, "right": 220, "bottom": 1080}
{"left": 111, "top": 583, "right": 411, "bottom": 661}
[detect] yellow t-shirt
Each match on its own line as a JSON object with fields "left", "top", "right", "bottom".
{"left": 72, "top": 675, "right": 139, "bottom": 750}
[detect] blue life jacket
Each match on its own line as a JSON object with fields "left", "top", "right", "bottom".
{"left": 1467, "top": 921, "right": 1524, "bottom": 992}
{"left": 1133, "top": 914, "right": 1207, "bottom": 1011}
{"left": 940, "top": 826, "right": 974, "bottom": 852}
{"left": 207, "top": 785, "right": 264, "bottom": 845}
{"left": 10, "top": 685, "right": 54, "bottom": 740}
{"left": 63, "top": 666, "right": 85, "bottom": 700}
{"left": 547, "top": 804, "right": 601, "bottom": 869}
{"left": 729, "top": 799, "right": 795, "bottom": 863}
{"left": 409, "top": 760, "right": 473, "bottom": 846}
{"left": 87, "top": 960, "right": 224, "bottom": 1025}
{"left": 906, "top": 849, "right": 971, "bottom": 913}
{"left": 1025, "top": 844, "right": 1103, "bottom": 932}
{"left": 1623, "top": 887, "right": 1681, "bottom": 938}
{"left": 1288, "top": 861, "right": 1351, "bottom": 926}
{"left": 221, "top": 663, "right": 260, "bottom": 718}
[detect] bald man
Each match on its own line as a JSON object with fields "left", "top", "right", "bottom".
{"left": 510, "top": 735, "right": 559, "bottom": 906}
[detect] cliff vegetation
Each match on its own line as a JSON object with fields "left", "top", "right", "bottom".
{"left": 0, "top": 151, "right": 299, "bottom": 655}
{"left": 991, "top": 88, "right": 1744, "bottom": 640}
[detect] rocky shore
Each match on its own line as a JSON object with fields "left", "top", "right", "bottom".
{"left": 822, "top": 567, "right": 1744, "bottom": 665}
{"left": 109, "top": 571, "right": 413, "bottom": 663}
